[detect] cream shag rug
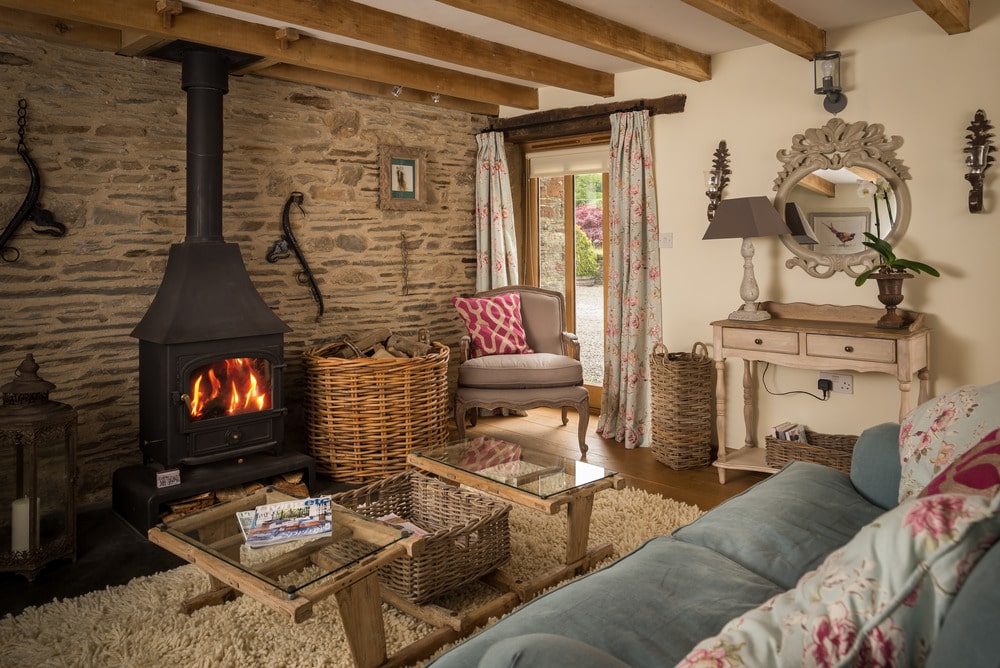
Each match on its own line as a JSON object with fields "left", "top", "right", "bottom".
{"left": 0, "top": 488, "right": 701, "bottom": 668}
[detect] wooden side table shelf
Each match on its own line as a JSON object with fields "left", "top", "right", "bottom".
{"left": 711, "top": 302, "right": 930, "bottom": 484}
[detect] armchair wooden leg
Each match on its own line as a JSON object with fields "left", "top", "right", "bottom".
{"left": 561, "top": 406, "right": 569, "bottom": 426}
{"left": 575, "top": 403, "right": 589, "bottom": 456}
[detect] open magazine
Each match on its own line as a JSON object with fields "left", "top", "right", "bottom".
{"left": 236, "top": 495, "right": 334, "bottom": 548}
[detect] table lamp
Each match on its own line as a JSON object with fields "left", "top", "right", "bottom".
{"left": 703, "top": 196, "right": 791, "bottom": 321}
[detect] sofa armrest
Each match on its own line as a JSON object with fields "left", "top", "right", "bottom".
{"left": 460, "top": 335, "right": 473, "bottom": 363}
{"left": 849, "top": 422, "right": 902, "bottom": 510}
{"left": 561, "top": 331, "right": 581, "bottom": 360}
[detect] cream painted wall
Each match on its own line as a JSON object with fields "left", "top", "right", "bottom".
{"left": 524, "top": 3, "right": 1000, "bottom": 449}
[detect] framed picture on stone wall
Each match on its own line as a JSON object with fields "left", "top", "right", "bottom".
{"left": 379, "top": 145, "right": 427, "bottom": 210}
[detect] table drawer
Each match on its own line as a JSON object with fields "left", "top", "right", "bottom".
{"left": 722, "top": 328, "right": 799, "bottom": 354}
{"left": 806, "top": 334, "right": 896, "bottom": 363}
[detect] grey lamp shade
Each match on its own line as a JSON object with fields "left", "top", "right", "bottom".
{"left": 703, "top": 196, "right": 791, "bottom": 240}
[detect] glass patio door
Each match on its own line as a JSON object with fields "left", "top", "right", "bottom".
{"left": 529, "top": 169, "right": 608, "bottom": 410}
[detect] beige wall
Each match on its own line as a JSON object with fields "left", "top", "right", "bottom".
{"left": 527, "top": 4, "right": 1000, "bottom": 447}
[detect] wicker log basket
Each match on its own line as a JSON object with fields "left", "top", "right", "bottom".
{"left": 328, "top": 471, "right": 511, "bottom": 604}
{"left": 303, "top": 332, "right": 449, "bottom": 484}
{"left": 650, "top": 342, "right": 713, "bottom": 470}
{"left": 765, "top": 431, "right": 858, "bottom": 474}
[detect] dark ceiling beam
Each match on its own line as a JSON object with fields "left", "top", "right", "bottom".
{"left": 196, "top": 0, "right": 615, "bottom": 97}
{"left": 489, "top": 94, "right": 686, "bottom": 142}
{"left": 680, "top": 0, "right": 824, "bottom": 59}
{"left": 0, "top": 5, "right": 120, "bottom": 50}
{"left": 434, "top": 0, "right": 712, "bottom": 82}
{"left": 0, "top": 0, "right": 540, "bottom": 109}
{"left": 911, "top": 0, "right": 970, "bottom": 34}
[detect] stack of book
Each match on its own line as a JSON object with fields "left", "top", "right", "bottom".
{"left": 236, "top": 495, "right": 334, "bottom": 548}
{"left": 771, "top": 422, "right": 809, "bottom": 444}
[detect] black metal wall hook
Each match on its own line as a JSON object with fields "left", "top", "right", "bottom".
{"left": 2, "top": 98, "right": 66, "bottom": 262}
{"left": 266, "top": 191, "right": 324, "bottom": 321}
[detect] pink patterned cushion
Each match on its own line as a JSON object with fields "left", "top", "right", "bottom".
{"left": 920, "top": 427, "right": 1000, "bottom": 499}
{"left": 452, "top": 293, "right": 532, "bottom": 356}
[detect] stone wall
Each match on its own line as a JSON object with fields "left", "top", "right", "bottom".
{"left": 0, "top": 34, "right": 482, "bottom": 505}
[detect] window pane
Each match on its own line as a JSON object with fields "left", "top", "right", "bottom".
{"left": 573, "top": 175, "right": 604, "bottom": 386}
{"left": 536, "top": 176, "right": 567, "bottom": 294}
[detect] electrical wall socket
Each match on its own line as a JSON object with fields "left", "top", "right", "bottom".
{"left": 658, "top": 232, "right": 673, "bottom": 248}
{"left": 819, "top": 372, "right": 853, "bottom": 394}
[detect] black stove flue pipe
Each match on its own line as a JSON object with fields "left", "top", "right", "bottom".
{"left": 182, "top": 49, "right": 227, "bottom": 244}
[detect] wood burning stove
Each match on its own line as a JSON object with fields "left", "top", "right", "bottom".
{"left": 113, "top": 46, "right": 314, "bottom": 533}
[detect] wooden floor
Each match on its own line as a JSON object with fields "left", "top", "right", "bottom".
{"left": 451, "top": 407, "right": 768, "bottom": 511}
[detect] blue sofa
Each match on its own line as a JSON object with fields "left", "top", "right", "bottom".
{"left": 427, "top": 422, "right": 1000, "bottom": 667}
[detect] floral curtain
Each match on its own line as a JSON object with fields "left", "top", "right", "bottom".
{"left": 597, "top": 110, "right": 663, "bottom": 448}
{"left": 475, "top": 132, "right": 519, "bottom": 290}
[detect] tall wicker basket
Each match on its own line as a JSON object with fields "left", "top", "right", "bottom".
{"left": 303, "top": 337, "right": 449, "bottom": 483}
{"left": 650, "top": 342, "right": 713, "bottom": 470}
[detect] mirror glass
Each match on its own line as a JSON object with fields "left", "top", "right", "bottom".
{"left": 774, "top": 120, "right": 911, "bottom": 278}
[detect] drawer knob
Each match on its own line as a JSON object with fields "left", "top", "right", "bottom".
{"left": 754, "top": 338, "right": 763, "bottom": 345}
{"left": 844, "top": 345, "right": 854, "bottom": 353}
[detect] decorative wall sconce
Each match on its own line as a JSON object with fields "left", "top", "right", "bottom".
{"left": 705, "top": 140, "right": 731, "bottom": 221}
{"left": 431, "top": 93, "right": 441, "bottom": 104}
{"left": 814, "top": 51, "right": 847, "bottom": 114}
{"left": 964, "top": 109, "right": 995, "bottom": 213}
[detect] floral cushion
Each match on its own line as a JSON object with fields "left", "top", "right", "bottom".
{"left": 677, "top": 492, "right": 1000, "bottom": 668}
{"left": 898, "top": 381, "right": 1000, "bottom": 503}
{"left": 452, "top": 293, "right": 532, "bottom": 356}
{"left": 919, "top": 427, "right": 1000, "bottom": 500}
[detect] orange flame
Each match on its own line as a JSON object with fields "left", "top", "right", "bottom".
{"left": 188, "top": 357, "right": 271, "bottom": 421}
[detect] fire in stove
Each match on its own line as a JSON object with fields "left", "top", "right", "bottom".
{"left": 187, "top": 357, "right": 272, "bottom": 421}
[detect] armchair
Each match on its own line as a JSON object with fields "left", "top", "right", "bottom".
{"left": 453, "top": 286, "right": 590, "bottom": 455}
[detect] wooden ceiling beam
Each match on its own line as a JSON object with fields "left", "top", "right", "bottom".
{"left": 680, "top": 0, "right": 825, "bottom": 59}
{"left": 434, "top": 0, "right": 712, "bottom": 82}
{"left": 797, "top": 173, "right": 835, "bottom": 197}
{"left": 257, "top": 63, "right": 500, "bottom": 116}
{"left": 117, "top": 29, "right": 174, "bottom": 57}
{"left": 489, "top": 94, "right": 686, "bottom": 142}
{"left": 0, "top": 0, "right": 539, "bottom": 109}
{"left": 195, "top": 0, "right": 614, "bottom": 97}
{"left": 0, "top": 6, "right": 120, "bottom": 51}
{"left": 912, "top": 0, "right": 970, "bottom": 34}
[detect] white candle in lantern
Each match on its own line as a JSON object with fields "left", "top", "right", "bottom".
{"left": 12, "top": 496, "right": 31, "bottom": 552}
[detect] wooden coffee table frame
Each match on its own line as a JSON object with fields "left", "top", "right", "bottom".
{"left": 384, "top": 451, "right": 624, "bottom": 666}
{"left": 148, "top": 488, "right": 416, "bottom": 668}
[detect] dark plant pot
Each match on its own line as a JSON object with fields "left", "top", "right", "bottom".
{"left": 872, "top": 271, "right": 913, "bottom": 329}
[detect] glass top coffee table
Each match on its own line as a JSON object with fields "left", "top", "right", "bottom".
{"left": 409, "top": 436, "right": 624, "bottom": 598}
{"left": 148, "top": 487, "right": 411, "bottom": 668}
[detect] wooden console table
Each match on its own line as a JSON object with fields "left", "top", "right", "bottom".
{"left": 711, "top": 302, "right": 930, "bottom": 484}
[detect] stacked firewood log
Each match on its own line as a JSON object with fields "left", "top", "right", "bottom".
{"left": 158, "top": 470, "right": 309, "bottom": 522}
{"left": 325, "top": 327, "right": 435, "bottom": 359}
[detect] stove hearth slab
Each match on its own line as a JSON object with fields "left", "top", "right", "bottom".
{"left": 112, "top": 451, "right": 316, "bottom": 534}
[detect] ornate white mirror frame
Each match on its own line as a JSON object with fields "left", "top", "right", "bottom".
{"left": 773, "top": 119, "right": 911, "bottom": 278}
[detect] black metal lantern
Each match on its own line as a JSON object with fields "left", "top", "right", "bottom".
{"left": 814, "top": 51, "right": 847, "bottom": 114}
{"left": 0, "top": 354, "right": 77, "bottom": 580}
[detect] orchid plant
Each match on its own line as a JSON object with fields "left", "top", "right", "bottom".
{"left": 857, "top": 178, "right": 894, "bottom": 238}
{"left": 854, "top": 232, "right": 940, "bottom": 286}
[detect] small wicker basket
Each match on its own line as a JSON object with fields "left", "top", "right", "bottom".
{"left": 328, "top": 471, "right": 511, "bottom": 604}
{"left": 650, "top": 342, "right": 713, "bottom": 470}
{"left": 303, "top": 335, "right": 449, "bottom": 484}
{"left": 764, "top": 430, "right": 858, "bottom": 474}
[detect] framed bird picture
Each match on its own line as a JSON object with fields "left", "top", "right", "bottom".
{"left": 809, "top": 210, "right": 870, "bottom": 254}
